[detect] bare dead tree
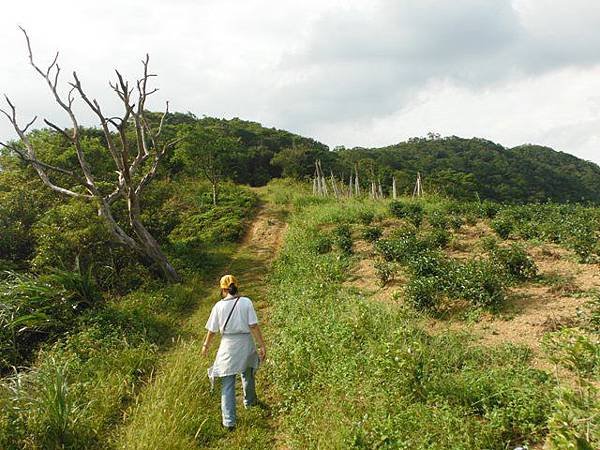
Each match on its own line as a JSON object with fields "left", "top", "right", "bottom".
{"left": 0, "top": 28, "right": 181, "bottom": 282}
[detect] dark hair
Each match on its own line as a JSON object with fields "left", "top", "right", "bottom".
{"left": 227, "top": 283, "right": 238, "bottom": 295}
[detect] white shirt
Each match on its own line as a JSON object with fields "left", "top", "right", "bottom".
{"left": 205, "top": 295, "right": 258, "bottom": 335}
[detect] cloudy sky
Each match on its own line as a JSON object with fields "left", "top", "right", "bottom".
{"left": 2, "top": 0, "right": 600, "bottom": 163}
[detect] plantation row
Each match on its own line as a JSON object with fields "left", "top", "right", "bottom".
{"left": 265, "top": 181, "right": 599, "bottom": 449}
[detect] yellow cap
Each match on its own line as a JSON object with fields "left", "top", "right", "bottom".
{"left": 219, "top": 274, "right": 238, "bottom": 289}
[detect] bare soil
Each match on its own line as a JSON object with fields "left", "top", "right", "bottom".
{"left": 345, "top": 222, "right": 600, "bottom": 370}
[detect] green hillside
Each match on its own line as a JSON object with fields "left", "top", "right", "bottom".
{"left": 330, "top": 137, "right": 600, "bottom": 203}
{"left": 1, "top": 113, "right": 599, "bottom": 449}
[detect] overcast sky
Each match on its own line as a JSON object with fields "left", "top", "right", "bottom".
{"left": 2, "top": 0, "right": 600, "bottom": 164}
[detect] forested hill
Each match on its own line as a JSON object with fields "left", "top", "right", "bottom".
{"left": 2, "top": 112, "right": 599, "bottom": 203}
{"left": 333, "top": 136, "right": 600, "bottom": 203}
{"left": 164, "top": 115, "right": 600, "bottom": 203}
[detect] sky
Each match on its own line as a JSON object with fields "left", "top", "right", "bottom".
{"left": 1, "top": 0, "right": 600, "bottom": 164}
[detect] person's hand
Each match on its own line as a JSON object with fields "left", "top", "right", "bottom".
{"left": 258, "top": 346, "right": 266, "bottom": 362}
{"left": 201, "top": 344, "right": 209, "bottom": 357}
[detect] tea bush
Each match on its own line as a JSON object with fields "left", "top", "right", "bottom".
{"left": 361, "top": 225, "right": 383, "bottom": 242}
{"left": 489, "top": 243, "right": 538, "bottom": 281}
{"left": 268, "top": 201, "right": 553, "bottom": 448}
{"left": 311, "top": 233, "right": 333, "bottom": 254}
{"left": 405, "top": 276, "right": 441, "bottom": 310}
{"left": 389, "top": 201, "right": 424, "bottom": 227}
{"left": 491, "top": 204, "right": 600, "bottom": 262}
{"left": 333, "top": 224, "right": 353, "bottom": 254}
{"left": 373, "top": 259, "right": 398, "bottom": 286}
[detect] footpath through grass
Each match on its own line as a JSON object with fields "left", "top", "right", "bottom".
{"left": 115, "top": 191, "right": 287, "bottom": 449}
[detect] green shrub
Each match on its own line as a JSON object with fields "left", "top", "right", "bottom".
{"left": 333, "top": 224, "right": 353, "bottom": 255}
{"left": 428, "top": 210, "right": 449, "bottom": 229}
{"left": 389, "top": 201, "right": 424, "bottom": 227}
{"left": 405, "top": 276, "right": 442, "bottom": 310}
{"left": 448, "top": 215, "right": 464, "bottom": 231}
{"left": 312, "top": 234, "right": 333, "bottom": 254}
{"left": 361, "top": 226, "right": 383, "bottom": 242}
{"left": 357, "top": 210, "right": 375, "bottom": 225}
{"left": 374, "top": 259, "right": 398, "bottom": 286}
{"left": 479, "top": 200, "right": 500, "bottom": 219}
{"left": 0, "top": 272, "right": 80, "bottom": 370}
{"left": 490, "top": 243, "right": 538, "bottom": 281}
{"left": 406, "top": 251, "right": 447, "bottom": 278}
{"left": 449, "top": 260, "right": 507, "bottom": 308}
{"left": 490, "top": 217, "right": 514, "bottom": 239}
{"left": 423, "top": 228, "right": 451, "bottom": 249}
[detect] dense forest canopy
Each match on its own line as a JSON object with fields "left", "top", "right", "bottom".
{"left": 3, "top": 112, "right": 600, "bottom": 205}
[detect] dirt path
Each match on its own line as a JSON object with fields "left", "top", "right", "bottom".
{"left": 114, "top": 195, "right": 288, "bottom": 449}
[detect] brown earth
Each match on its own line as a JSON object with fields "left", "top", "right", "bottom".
{"left": 344, "top": 222, "right": 600, "bottom": 370}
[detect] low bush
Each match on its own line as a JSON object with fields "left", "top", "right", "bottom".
{"left": 423, "top": 228, "right": 451, "bottom": 248}
{"left": 490, "top": 216, "right": 514, "bottom": 239}
{"left": 0, "top": 270, "right": 99, "bottom": 371}
{"left": 389, "top": 201, "right": 424, "bottom": 227}
{"left": 311, "top": 233, "right": 333, "bottom": 254}
{"left": 373, "top": 259, "right": 398, "bottom": 286}
{"left": 489, "top": 243, "right": 538, "bottom": 281}
{"left": 405, "top": 276, "right": 441, "bottom": 310}
{"left": 361, "top": 226, "right": 383, "bottom": 242}
{"left": 333, "top": 224, "right": 353, "bottom": 254}
{"left": 448, "top": 259, "right": 507, "bottom": 308}
{"left": 357, "top": 210, "right": 375, "bottom": 225}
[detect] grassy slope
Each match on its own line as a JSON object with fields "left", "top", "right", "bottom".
{"left": 263, "top": 186, "right": 598, "bottom": 449}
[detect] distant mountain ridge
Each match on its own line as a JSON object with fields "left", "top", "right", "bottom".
{"left": 173, "top": 116, "right": 600, "bottom": 202}
{"left": 345, "top": 136, "right": 600, "bottom": 202}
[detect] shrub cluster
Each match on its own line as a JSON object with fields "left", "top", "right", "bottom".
{"left": 268, "top": 202, "right": 554, "bottom": 448}
{"left": 376, "top": 230, "right": 508, "bottom": 311}
{"left": 333, "top": 224, "right": 353, "bottom": 254}
{"left": 490, "top": 204, "right": 600, "bottom": 263}
{"left": 389, "top": 201, "right": 424, "bottom": 227}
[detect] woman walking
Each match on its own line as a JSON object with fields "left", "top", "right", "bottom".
{"left": 201, "top": 274, "right": 266, "bottom": 430}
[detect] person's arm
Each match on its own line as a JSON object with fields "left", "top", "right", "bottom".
{"left": 201, "top": 331, "right": 216, "bottom": 357}
{"left": 249, "top": 324, "right": 266, "bottom": 361}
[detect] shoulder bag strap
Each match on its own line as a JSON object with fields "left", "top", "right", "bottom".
{"left": 222, "top": 296, "right": 241, "bottom": 332}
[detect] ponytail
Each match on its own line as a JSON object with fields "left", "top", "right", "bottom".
{"left": 227, "top": 283, "right": 238, "bottom": 295}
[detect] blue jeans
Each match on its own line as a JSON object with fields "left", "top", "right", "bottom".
{"left": 220, "top": 368, "right": 256, "bottom": 427}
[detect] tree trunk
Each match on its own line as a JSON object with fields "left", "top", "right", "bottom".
{"left": 133, "top": 223, "right": 180, "bottom": 282}
{"left": 212, "top": 182, "right": 218, "bottom": 206}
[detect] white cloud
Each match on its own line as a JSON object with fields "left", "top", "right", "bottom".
{"left": 1, "top": 0, "right": 599, "bottom": 164}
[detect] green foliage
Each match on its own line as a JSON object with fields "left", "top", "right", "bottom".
{"left": 389, "top": 200, "right": 424, "bottom": 227}
{"left": 169, "top": 185, "right": 258, "bottom": 246}
{"left": 488, "top": 243, "right": 538, "bottom": 281}
{"left": 333, "top": 224, "right": 353, "bottom": 254}
{"left": 268, "top": 201, "right": 553, "bottom": 448}
{"left": 449, "top": 259, "right": 507, "bottom": 308}
{"left": 373, "top": 259, "right": 397, "bottom": 286}
{"left": 405, "top": 276, "right": 441, "bottom": 310}
{"left": 0, "top": 171, "right": 56, "bottom": 268}
{"left": 335, "top": 136, "right": 600, "bottom": 203}
{"left": 356, "top": 210, "right": 375, "bottom": 225}
{"left": 310, "top": 233, "right": 333, "bottom": 255}
{"left": 0, "top": 272, "right": 78, "bottom": 370}
{"left": 490, "top": 216, "right": 514, "bottom": 239}
{"left": 423, "top": 228, "right": 451, "bottom": 248}
{"left": 361, "top": 225, "right": 383, "bottom": 242}
{"left": 543, "top": 325, "right": 600, "bottom": 449}
{"left": 492, "top": 204, "right": 600, "bottom": 262}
